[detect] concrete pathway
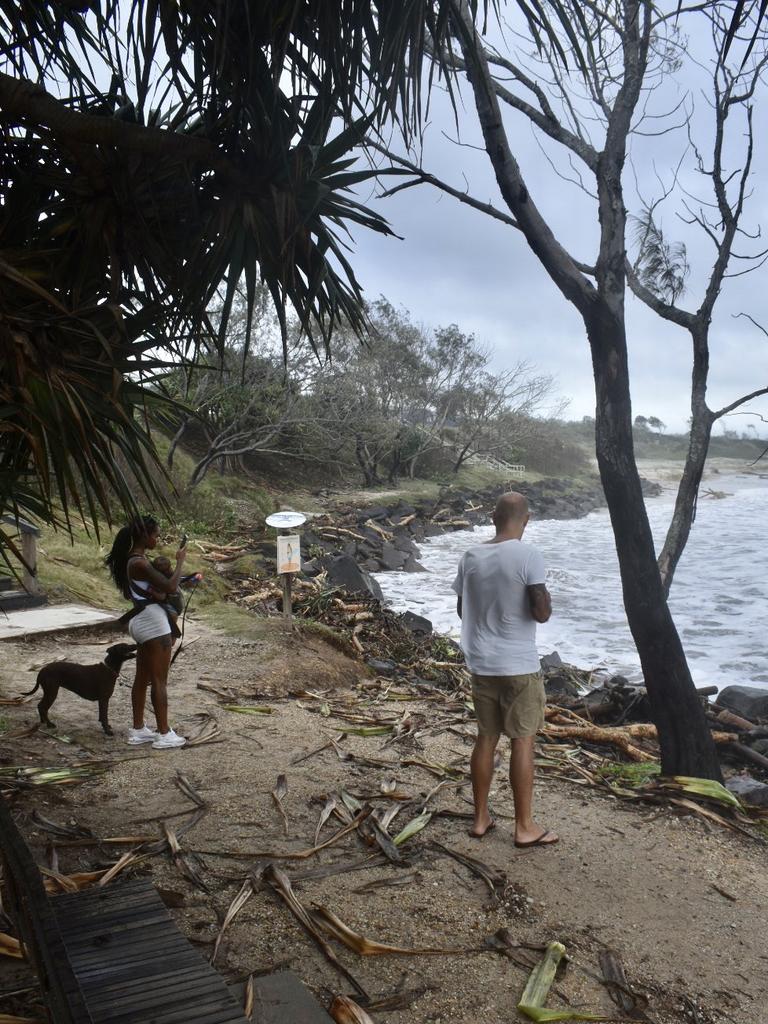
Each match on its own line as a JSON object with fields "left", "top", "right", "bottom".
{"left": 0, "top": 604, "right": 118, "bottom": 641}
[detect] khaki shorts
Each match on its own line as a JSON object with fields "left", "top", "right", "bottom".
{"left": 471, "top": 672, "right": 545, "bottom": 739}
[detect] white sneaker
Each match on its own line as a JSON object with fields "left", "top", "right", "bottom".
{"left": 152, "top": 729, "right": 186, "bottom": 750}
{"left": 127, "top": 725, "right": 159, "bottom": 745}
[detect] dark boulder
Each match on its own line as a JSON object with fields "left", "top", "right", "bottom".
{"left": 401, "top": 611, "right": 433, "bottom": 636}
{"left": 321, "top": 554, "right": 383, "bottom": 601}
{"left": 366, "top": 658, "right": 398, "bottom": 676}
{"left": 540, "top": 651, "right": 563, "bottom": 672}
{"left": 718, "top": 685, "right": 768, "bottom": 722}
{"left": 393, "top": 533, "right": 419, "bottom": 555}
{"left": 379, "top": 542, "right": 408, "bottom": 571}
{"left": 639, "top": 477, "right": 663, "bottom": 497}
{"left": 402, "top": 555, "right": 426, "bottom": 573}
{"left": 725, "top": 775, "right": 768, "bottom": 808}
{"left": 608, "top": 674, "right": 632, "bottom": 689}
{"left": 544, "top": 674, "right": 581, "bottom": 698}
{"left": 357, "top": 506, "right": 391, "bottom": 522}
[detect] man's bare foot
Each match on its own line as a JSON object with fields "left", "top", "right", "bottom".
{"left": 514, "top": 824, "right": 559, "bottom": 848}
{"left": 469, "top": 813, "right": 496, "bottom": 838}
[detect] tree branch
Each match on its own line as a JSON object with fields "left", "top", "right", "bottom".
{"left": 713, "top": 387, "right": 768, "bottom": 420}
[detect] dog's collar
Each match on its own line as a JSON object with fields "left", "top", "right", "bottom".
{"left": 102, "top": 659, "right": 120, "bottom": 676}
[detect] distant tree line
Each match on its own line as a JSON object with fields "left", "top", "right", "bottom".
{"left": 157, "top": 295, "right": 566, "bottom": 488}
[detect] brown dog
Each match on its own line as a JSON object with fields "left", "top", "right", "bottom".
{"left": 22, "top": 643, "right": 137, "bottom": 736}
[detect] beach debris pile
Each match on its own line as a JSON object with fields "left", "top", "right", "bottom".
{"left": 2, "top": 658, "right": 760, "bottom": 1021}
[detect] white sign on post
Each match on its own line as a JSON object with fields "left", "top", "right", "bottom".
{"left": 265, "top": 511, "right": 307, "bottom": 530}
{"left": 276, "top": 534, "right": 301, "bottom": 574}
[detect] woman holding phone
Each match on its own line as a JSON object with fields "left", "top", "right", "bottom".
{"left": 105, "top": 516, "right": 187, "bottom": 749}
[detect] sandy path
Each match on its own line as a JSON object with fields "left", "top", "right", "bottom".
{"left": 1, "top": 621, "right": 765, "bottom": 1023}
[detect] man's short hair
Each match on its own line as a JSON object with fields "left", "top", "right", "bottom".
{"left": 493, "top": 491, "right": 529, "bottom": 528}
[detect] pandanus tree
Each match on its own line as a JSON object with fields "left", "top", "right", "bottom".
{"left": 4, "top": 0, "right": 756, "bottom": 550}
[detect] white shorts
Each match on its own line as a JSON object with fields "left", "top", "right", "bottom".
{"left": 128, "top": 605, "right": 171, "bottom": 645}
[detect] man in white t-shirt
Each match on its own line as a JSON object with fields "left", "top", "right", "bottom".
{"left": 452, "top": 492, "right": 558, "bottom": 848}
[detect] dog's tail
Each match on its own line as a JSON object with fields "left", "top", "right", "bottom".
{"left": 20, "top": 673, "right": 42, "bottom": 697}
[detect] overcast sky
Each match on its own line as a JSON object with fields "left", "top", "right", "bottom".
{"left": 345, "top": 11, "right": 768, "bottom": 434}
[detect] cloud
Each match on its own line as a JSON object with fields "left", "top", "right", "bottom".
{"left": 348, "top": 30, "right": 768, "bottom": 435}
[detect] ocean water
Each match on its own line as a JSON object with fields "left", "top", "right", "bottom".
{"left": 374, "top": 474, "right": 768, "bottom": 689}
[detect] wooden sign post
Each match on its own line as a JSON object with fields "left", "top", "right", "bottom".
{"left": 265, "top": 512, "right": 307, "bottom": 626}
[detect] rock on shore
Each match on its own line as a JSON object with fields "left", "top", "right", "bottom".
{"left": 300, "top": 476, "right": 620, "bottom": 579}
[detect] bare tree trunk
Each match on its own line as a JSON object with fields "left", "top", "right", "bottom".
{"left": 355, "top": 435, "right": 381, "bottom": 487}
{"left": 451, "top": 0, "right": 722, "bottom": 779}
{"left": 658, "top": 326, "right": 715, "bottom": 593}
{"left": 189, "top": 453, "right": 216, "bottom": 487}
{"left": 586, "top": 307, "right": 721, "bottom": 778}
{"left": 166, "top": 419, "right": 189, "bottom": 469}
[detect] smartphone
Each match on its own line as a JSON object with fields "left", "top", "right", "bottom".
{"left": 179, "top": 533, "right": 188, "bottom": 549}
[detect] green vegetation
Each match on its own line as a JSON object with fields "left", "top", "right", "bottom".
{"left": 596, "top": 761, "right": 661, "bottom": 789}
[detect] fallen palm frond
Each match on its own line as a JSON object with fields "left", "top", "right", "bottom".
{"left": 0, "top": 764, "right": 109, "bottom": 790}
{"left": 0, "top": 932, "right": 23, "bottom": 959}
{"left": 175, "top": 771, "right": 206, "bottom": 807}
{"left": 401, "top": 758, "right": 467, "bottom": 780}
{"left": 211, "top": 878, "right": 253, "bottom": 964}
{"left": 265, "top": 864, "right": 368, "bottom": 999}
{"left": 359, "top": 816, "right": 403, "bottom": 864}
{"left": 343, "top": 725, "right": 393, "bottom": 737}
{"left": 291, "top": 733, "right": 346, "bottom": 765}
{"left": 272, "top": 774, "right": 290, "bottom": 835}
{"left": 314, "top": 794, "right": 337, "bottom": 846}
{"left": 361, "top": 984, "right": 430, "bottom": 1012}
{"left": 340, "top": 790, "right": 363, "bottom": 816}
{"left": 98, "top": 850, "right": 146, "bottom": 887}
{"left": 42, "top": 869, "right": 107, "bottom": 894}
{"left": 518, "top": 941, "right": 607, "bottom": 1022}
{"left": 599, "top": 949, "right": 649, "bottom": 1018}
{"left": 183, "top": 714, "right": 222, "bottom": 746}
{"left": 420, "top": 778, "right": 466, "bottom": 811}
{"left": 163, "top": 823, "right": 210, "bottom": 892}
{"left": 332, "top": 746, "right": 401, "bottom": 772}
{"left": 393, "top": 811, "right": 432, "bottom": 846}
{"left": 222, "top": 705, "right": 275, "bottom": 715}
{"left": 376, "top": 802, "right": 405, "bottom": 832}
{"left": 203, "top": 808, "right": 371, "bottom": 861}
{"left": 311, "top": 905, "right": 476, "bottom": 957}
{"left": 31, "top": 810, "right": 95, "bottom": 840}
{"left": 485, "top": 930, "right": 548, "bottom": 977}
{"left": 431, "top": 841, "right": 506, "bottom": 903}
{"left": 290, "top": 855, "right": 385, "bottom": 883}
{"left": 351, "top": 871, "right": 420, "bottom": 894}
{"left": 668, "top": 776, "right": 741, "bottom": 808}
{"left": 329, "top": 995, "right": 375, "bottom": 1024}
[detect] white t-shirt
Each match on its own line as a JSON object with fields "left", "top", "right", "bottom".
{"left": 451, "top": 540, "right": 546, "bottom": 675}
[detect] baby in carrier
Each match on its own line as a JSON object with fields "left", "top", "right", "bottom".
{"left": 148, "top": 555, "right": 184, "bottom": 634}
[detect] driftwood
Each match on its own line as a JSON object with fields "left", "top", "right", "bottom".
{"left": 542, "top": 723, "right": 657, "bottom": 762}
{"left": 543, "top": 723, "right": 735, "bottom": 763}
{"left": 708, "top": 707, "right": 756, "bottom": 732}
{"left": 723, "top": 742, "right": 768, "bottom": 773}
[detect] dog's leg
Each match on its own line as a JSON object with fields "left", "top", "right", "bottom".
{"left": 99, "top": 680, "right": 116, "bottom": 737}
{"left": 98, "top": 696, "right": 114, "bottom": 736}
{"left": 38, "top": 683, "right": 59, "bottom": 729}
